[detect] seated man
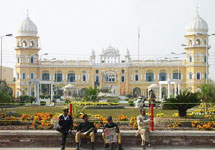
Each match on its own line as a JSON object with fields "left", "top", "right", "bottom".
{"left": 57, "top": 108, "right": 73, "bottom": 150}
{"left": 102, "top": 116, "right": 124, "bottom": 150}
{"left": 137, "top": 108, "right": 151, "bottom": 150}
{"left": 75, "top": 114, "right": 97, "bottom": 150}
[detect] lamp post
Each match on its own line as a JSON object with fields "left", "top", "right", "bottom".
{"left": 171, "top": 52, "right": 185, "bottom": 95}
{"left": 196, "top": 33, "right": 215, "bottom": 83}
{"left": 0, "top": 34, "right": 12, "bottom": 81}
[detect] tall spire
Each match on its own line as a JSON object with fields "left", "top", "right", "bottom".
{"left": 195, "top": 4, "right": 200, "bottom": 18}
{"left": 26, "top": 9, "right": 29, "bottom": 17}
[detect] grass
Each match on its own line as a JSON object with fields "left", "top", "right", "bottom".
{"left": 8, "top": 106, "right": 177, "bottom": 118}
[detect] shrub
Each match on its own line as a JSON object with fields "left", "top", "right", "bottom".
{"left": 40, "top": 101, "right": 46, "bottom": 106}
{"left": 128, "top": 100, "right": 134, "bottom": 106}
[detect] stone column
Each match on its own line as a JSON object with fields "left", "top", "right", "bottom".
{"left": 28, "top": 82, "right": 31, "bottom": 96}
{"left": 36, "top": 83, "right": 40, "bottom": 104}
{"left": 51, "top": 84, "right": 53, "bottom": 102}
{"left": 178, "top": 83, "right": 180, "bottom": 95}
{"left": 174, "top": 83, "right": 177, "bottom": 96}
{"left": 167, "top": 81, "right": 170, "bottom": 98}
{"left": 159, "top": 84, "right": 162, "bottom": 101}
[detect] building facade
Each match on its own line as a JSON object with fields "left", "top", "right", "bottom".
{"left": 14, "top": 9, "right": 210, "bottom": 101}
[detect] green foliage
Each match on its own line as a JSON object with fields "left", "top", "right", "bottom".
{"left": 199, "top": 83, "right": 215, "bottom": 106}
{"left": 72, "top": 104, "right": 87, "bottom": 118}
{"left": 40, "top": 101, "right": 46, "bottom": 106}
{"left": 126, "top": 94, "right": 133, "bottom": 99}
{"left": 84, "top": 87, "right": 99, "bottom": 102}
{"left": 128, "top": 100, "right": 134, "bottom": 106}
{"left": 163, "top": 90, "right": 200, "bottom": 117}
{"left": 53, "top": 95, "right": 61, "bottom": 100}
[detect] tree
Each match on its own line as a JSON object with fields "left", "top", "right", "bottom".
{"left": 198, "top": 83, "right": 215, "bottom": 111}
{"left": 84, "top": 87, "right": 99, "bottom": 102}
{"left": 0, "top": 80, "right": 12, "bottom": 113}
{"left": 163, "top": 90, "right": 200, "bottom": 117}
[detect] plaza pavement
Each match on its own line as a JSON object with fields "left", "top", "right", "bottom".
{"left": 0, "top": 146, "right": 215, "bottom": 150}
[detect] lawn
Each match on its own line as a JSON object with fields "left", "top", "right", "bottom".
{"left": 9, "top": 106, "right": 177, "bottom": 118}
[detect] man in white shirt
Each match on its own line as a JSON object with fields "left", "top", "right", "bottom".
{"left": 137, "top": 108, "right": 151, "bottom": 150}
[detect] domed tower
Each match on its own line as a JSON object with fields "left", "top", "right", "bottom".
{"left": 184, "top": 6, "right": 209, "bottom": 92}
{"left": 15, "top": 14, "right": 40, "bottom": 97}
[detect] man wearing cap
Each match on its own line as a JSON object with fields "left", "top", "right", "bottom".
{"left": 137, "top": 108, "right": 151, "bottom": 150}
{"left": 75, "top": 114, "right": 97, "bottom": 150}
{"left": 57, "top": 108, "right": 73, "bottom": 150}
{"left": 102, "top": 116, "right": 124, "bottom": 150}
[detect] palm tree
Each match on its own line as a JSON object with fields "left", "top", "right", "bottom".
{"left": 163, "top": 90, "right": 200, "bottom": 117}
{"left": 85, "top": 87, "right": 99, "bottom": 102}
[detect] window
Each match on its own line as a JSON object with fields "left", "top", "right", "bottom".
{"left": 95, "top": 75, "right": 99, "bottom": 83}
{"left": 197, "top": 72, "right": 201, "bottom": 80}
{"left": 55, "top": 73, "right": 63, "bottom": 82}
{"left": 96, "top": 70, "right": 99, "bottom": 74}
{"left": 104, "top": 74, "right": 116, "bottom": 82}
{"left": 204, "top": 39, "right": 207, "bottom": 45}
{"left": 135, "top": 74, "right": 138, "bottom": 81}
{"left": 146, "top": 73, "right": 154, "bottom": 82}
{"left": 30, "top": 41, "right": 35, "bottom": 47}
{"left": 67, "top": 73, "right": 75, "bottom": 82}
{"left": 121, "top": 75, "right": 125, "bottom": 82}
{"left": 189, "top": 55, "right": 192, "bottom": 63}
{"left": 30, "top": 73, "right": 34, "bottom": 79}
{"left": 42, "top": 73, "right": 50, "bottom": 81}
{"left": 204, "top": 73, "right": 207, "bottom": 80}
{"left": 204, "top": 55, "right": 207, "bottom": 63}
{"left": 159, "top": 73, "right": 167, "bottom": 81}
{"left": 22, "top": 73, "right": 26, "bottom": 80}
{"left": 23, "top": 41, "right": 27, "bottom": 47}
{"left": 189, "top": 40, "right": 192, "bottom": 46}
{"left": 173, "top": 72, "right": 181, "bottom": 80}
{"left": 17, "top": 73, "right": 19, "bottom": 79}
{"left": 189, "top": 72, "right": 192, "bottom": 80}
{"left": 30, "top": 56, "right": 34, "bottom": 64}
{"left": 83, "top": 74, "right": 86, "bottom": 82}
{"left": 195, "top": 39, "right": 201, "bottom": 45}
{"left": 122, "top": 69, "right": 125, "bottom": 73}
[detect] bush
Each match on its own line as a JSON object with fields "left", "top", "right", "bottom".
{"left": 126, "top": 94, "right": 133, "bottom": 99}
{"left": 128, "top": 100, "right": 134, "bottom": 106}
{"left": 53, "top": 95, "right": 61, "bottom": 99}
{"left": 40, "top": 101, "right": 46, "bottom": 106}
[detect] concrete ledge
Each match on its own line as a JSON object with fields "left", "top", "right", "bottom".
{"left": 1, "top": 130, "right": 215, "bottom": 147}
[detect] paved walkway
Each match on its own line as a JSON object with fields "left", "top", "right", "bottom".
{"left": 0, "top": 146, "right": 215, "bottom": 150}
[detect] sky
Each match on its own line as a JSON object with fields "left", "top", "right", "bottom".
{"left": 0, "top": 0, "right": 215, "bottom": 79}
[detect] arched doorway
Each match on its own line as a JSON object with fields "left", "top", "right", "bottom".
{"left": 133, "top": 87, "right": 141, "bottom": 98}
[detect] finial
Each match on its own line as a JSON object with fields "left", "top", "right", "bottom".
{"left": 195, "top": 4, "right": 200, "bottom": 18}
{"left": 26, "top": 9, "right": 29, "bottom": 18}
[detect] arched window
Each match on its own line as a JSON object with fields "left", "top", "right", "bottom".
{"left": 55, "top": 72, "right": 63, "bottom": 82}
{"left": 42, "top": 73, "right": 50, "bottom": 81}
{"left": 30, "top": 56, "right": 34, "bottom": 64}
{"left": 30, "top": 73, "right": 34, "bottom": 79}
{"left": 22, "top": 73, "right": 26, "bottom": 80}
{"left": 17, "top": 57, "right": 20, "bottom": 63}
{"left": 189, "top": 39, "right": 192, "bottom": 46}
{"left": 172, "top": 71, "right": 181, "bottom": 80}
{"left": 195, "top": 39, "right": 201, "bottom": 45}
{"left": 17, "top": 73, "right": 19, "bottom": 79}
{"left": 122, "top": 69, "right": 125, "bottom": 73}
{"left": 159, "top": 72, "right": 167, "bottom": 81}
{"left": 197, "top": 72, "right": 201, "bottom": 80}
{"left": 30, "top": 41, "right": 35, "bottom": 47}
{"left": 146, "top": 72, "right": 154, "bottom": 82}
{"left": 121, "top": 75, "right": 125, "bottom": 82}
{"left": 83, "top": 74, "right": 86, "bottom": 82}
{"left": 189, "top": 55, "right": 192, "bottom": 63}
{"left": 204, "top": 73, "right": 207, "bottom": 80}
{"left": 189, "top": 72, "right": 192, "bottom": 80}
{"left": 204, "top": 55, "right": 207, "bottom": 63}
{"left": 23, "top": 40, "right": 27, "bottom": 47}
{"left": 96, "top": 75, "right": 99, "bottom": 82}
{"left": 67, "top": 73, "right": 75, "bottom": 82}
{"left": 135, "top": 74, "right": 138, "bottom": 81}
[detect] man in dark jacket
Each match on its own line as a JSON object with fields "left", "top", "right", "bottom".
{"left": 57, "top": 108, "right": 73, "bottom": 150}
{"left": 102, "top": 116, "right": 124, "bottom": 150}
{"left": 75, "top": 114, "right": 97, "bottom": 150}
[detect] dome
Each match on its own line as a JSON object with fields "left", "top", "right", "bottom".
{"left": 185, "top": 8, "right": 208, "bottom": 35}
{"left": 17, "top": 16, "right": 38, "bottom": 37}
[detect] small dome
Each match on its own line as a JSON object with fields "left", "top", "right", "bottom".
{"left": 185, "top": 8, "right": 208, "bottom": 35}
{"left": 17, "top": 16, "right": 38, "bottom": 36}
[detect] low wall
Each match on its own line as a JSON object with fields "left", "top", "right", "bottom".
{"left": 0, "top": 130, "right": 215, "bottom": 147}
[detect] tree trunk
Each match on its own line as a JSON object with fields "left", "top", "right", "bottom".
{"left": 179, "top": 109, "right": 187, "bottom": 117}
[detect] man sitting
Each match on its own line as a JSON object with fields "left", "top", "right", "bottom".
{"left": 57, "top": 108, "right": 73, "bottom": 150}
{"left": 102, "top": 116, "right": 124, "bottom": 150}
{"left": 137, "top": 108, "right": 151, "bottom": 150}
{"left": 75, "top": 114, "right": 97, "bottom": 150}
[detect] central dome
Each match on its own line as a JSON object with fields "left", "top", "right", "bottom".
{"left": 17, "top": 16, "right": 38, "bottom": 37}
{"left": 185, "top": 9, "right": 208, "bottom": 35}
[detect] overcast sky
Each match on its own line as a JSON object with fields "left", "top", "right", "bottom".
{"left": 1, "top": 0, "right": 215, "bottom": 79}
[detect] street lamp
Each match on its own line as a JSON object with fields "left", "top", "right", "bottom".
{"left": 171, "top": 52, "right": 186, "bottom": 95}
{"left": 0, "top": 34, "right": 12, "bottom": 81}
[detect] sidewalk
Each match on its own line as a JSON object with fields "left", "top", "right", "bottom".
{"left": 0, "top": 146, "right": 214, "bottom": 150}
